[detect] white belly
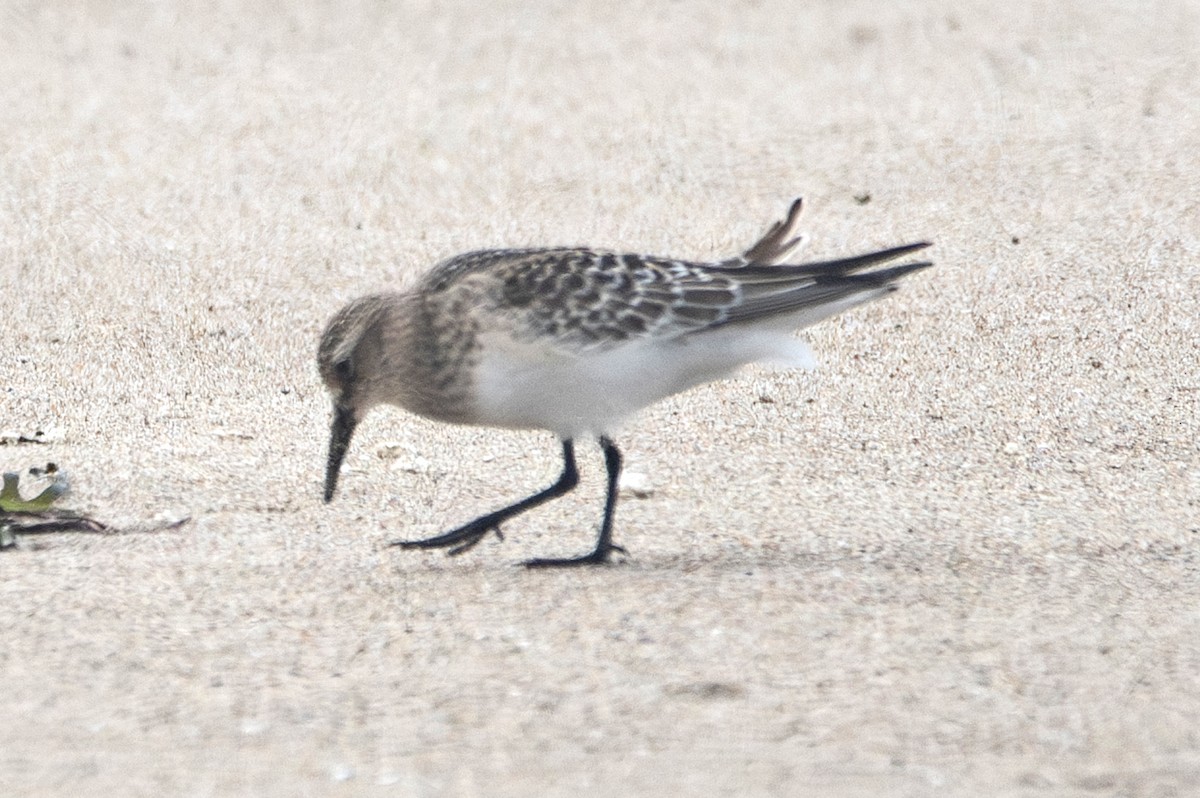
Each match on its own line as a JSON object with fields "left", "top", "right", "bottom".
{"left": 472, "top": 326, "right": 814, "bottom": 438}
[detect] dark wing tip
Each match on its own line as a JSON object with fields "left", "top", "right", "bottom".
{"left": 871, "top": 241, "right": 933, "bottom": 259}
{"left": 808, "top": 241, "right": 933, "bottom": 275}
{"left": 856, "top": 259, "right": 934, "bottom": 285}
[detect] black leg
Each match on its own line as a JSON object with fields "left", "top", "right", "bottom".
{"left": 524, "top": 436, "right": 627, "bottom": 568}
{"left": 392, "top": 440, "right": 579, "bottom": 556}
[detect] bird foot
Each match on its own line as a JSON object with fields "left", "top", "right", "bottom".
{"left": 390, "top": 520, "right": 504, "bottom": 556}
{"left": 523, "top": 542, "right": 627, "bottom": 569}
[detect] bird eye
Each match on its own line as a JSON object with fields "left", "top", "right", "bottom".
{"left": 333, "top": 358, "right": 354, "bottom": 384}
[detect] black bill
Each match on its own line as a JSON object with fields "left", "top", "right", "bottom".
{"left": 323, "top": 403, "right": 358, "bottom": 502}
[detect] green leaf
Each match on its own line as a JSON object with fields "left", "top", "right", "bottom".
{"left": 0, "top": 471, "right": 69, "bottom": 512}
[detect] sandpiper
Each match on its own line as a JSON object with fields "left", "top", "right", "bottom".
{"left": 319, "top": 199, "right": 931, "bottom": 567}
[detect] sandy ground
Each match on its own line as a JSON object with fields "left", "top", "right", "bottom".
{"left": 2, "top": 1, "right": 1199, "bottom": 795}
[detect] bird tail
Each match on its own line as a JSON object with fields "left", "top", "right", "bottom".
{"left": 707, "top": 240, "right": 931, "bottom": 329}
